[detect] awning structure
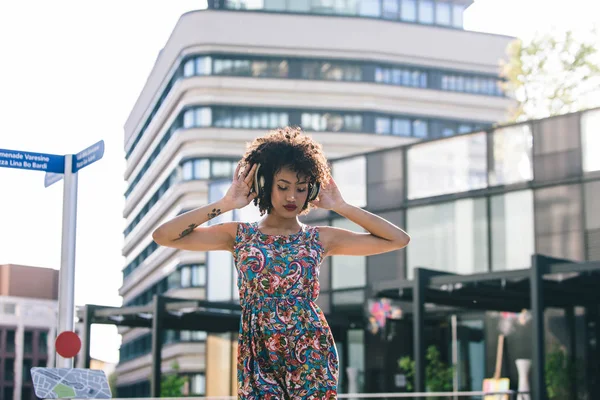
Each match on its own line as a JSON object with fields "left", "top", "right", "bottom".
{"left": 373, "top": 254, "right": 600, "bottom": 400}
{"left": 79, "top": 295, "right": 358, "bottom": 397}
{"left": 79, "top": 297, "right": 241, "bottom": 396}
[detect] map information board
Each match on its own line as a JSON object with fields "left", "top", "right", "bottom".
{"left": 31, "top": 368, "right": 112, "bottom": 399}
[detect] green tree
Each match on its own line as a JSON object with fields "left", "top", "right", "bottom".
{"left": 501, "top": 28, "right": 600, "bottom": 122}
{"left": 160, "top": 361, "right": 188, "bottom": 398}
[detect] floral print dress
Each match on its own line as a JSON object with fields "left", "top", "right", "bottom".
{"left": 233, "top": 222, "right": 339, "bottom": 399}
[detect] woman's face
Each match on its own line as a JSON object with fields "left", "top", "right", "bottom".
{"left": 270, "top": 166, "right": 309, "bottom": 216}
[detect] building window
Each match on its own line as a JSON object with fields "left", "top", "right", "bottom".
{"left": 188, "top": 373, "right": 206, "bottom": 395}
{"left": 213, "top": 108, "right": 288, "bottom": 129}
{"left": 452, "top": 3, "right": 465, "bottom": 28}
{"left": 489, "top": 124, "right": 533, "bottom": 186}
{"left": 6, "top": 330, "right": 15, "bottom": 353}
{"left": 436, "top": 0, "right": 451, "bottom": 25}
{"left": 194, "top": 159, "right": 210, "bottom": 180}
{"left": 375, "top": 66, "right": 427, "bottom": 88}
{"left": 3, "top": 302, "right": 16, "bottom": 315}
{"left": 359, "top": 0, "right": 381, "bottom": 17}
{"left": 408, "top": 132, "right": 487, "bottom": 199}
{"left": 24, "top": 331, "right": 33, "bottom": 354}
{"left": 393, "top": 118, "right": 411, "bottom": 136}
{"left": 401, "top": 0, "right": 417, "bottom": 21}
{"left": 301, "top": 112, "right": 362, "bottom": 132}
{"left": 375, "top": 117, "right": 391, "bottom": 134}
{"left": 288, "top": 0, "right": 309, "bottom": 12}
{"left": 38, "top": 331, "right": 48, "bottom": 355}
{"left": 382, "top": 0, "right": 400, "bottom": 19}
{"left": 4, "top": 358, "right": 14, "bottom": 380}
{"left": 413, "top": 119, "right": 428, "bottom": 138}
{"left": 534, "top": 184, "right": 585, "bottom": 261}
{"left": 332, "top": 156, "right": 367, "bottom": 208}
{"left": 184, "top": 56, "right": 212, "bottom": 77}
{"left": 491, "top": 190, "right": 535, "bottom": 271}
{"left": 348, "top": 329, "right": 365, "bottom": 392}
{"left": 183, "top": 107, "right": 212, "bottom": 128}
{"left": 582, "top": 109, "right": 600, "bottom": 173}
{"left": 418, "top": 0, "right": 434, "bottom": 24}
{"left": 331, "top": 219, "right": 366, "bottom": 289}
{"left": 301, "top": 61, "right": 362, "bottom": 81}
{"left": 407, "top": 198, "right": 489, "bottom": 278}
{"left": 180, "top": 331, "right": 207, "bottom": 341}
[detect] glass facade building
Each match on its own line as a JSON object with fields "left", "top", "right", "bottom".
{"left": 297, "top": 107, "right": 600, "bottom": 393}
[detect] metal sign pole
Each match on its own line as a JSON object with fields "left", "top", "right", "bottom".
{"left": 56, "top": 154, "right": 78, "bottom": 369}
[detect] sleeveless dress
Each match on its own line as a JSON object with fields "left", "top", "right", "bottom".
{"left": 233, "top": 222, "right": 339, "bottom": 399}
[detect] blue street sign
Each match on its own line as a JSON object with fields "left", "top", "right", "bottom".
{"left": 0, "top": 148, "right": 64, "bottom": 173}
{"left": 73, "top": 140, "right": 104, "bottom": 173}
{"left": 44, "top": 172, "right": 63, "bottom": 188}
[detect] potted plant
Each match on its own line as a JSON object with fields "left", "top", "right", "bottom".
{"left": 545, "top": 345, "right": 583, "bottom": 400}
{"left": 399, "top": 345, "right": 453, "bottom": 399}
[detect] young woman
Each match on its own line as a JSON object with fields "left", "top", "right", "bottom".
{"left": 152, "top": 127, "right": 410, "bottom": 399}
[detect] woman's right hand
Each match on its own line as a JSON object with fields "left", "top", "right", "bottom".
{"left": 223, "top": 162, "right": 258, "bottom": 209}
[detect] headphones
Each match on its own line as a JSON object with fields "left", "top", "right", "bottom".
{"left": 253, "top": 163, "right": 320, "bottom": 204}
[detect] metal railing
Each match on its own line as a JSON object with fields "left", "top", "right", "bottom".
{"left": 103, "top": 390, "right": 526, "bottom": 400}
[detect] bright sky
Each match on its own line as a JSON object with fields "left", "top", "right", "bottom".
{"left": 0, "top": 0, "right": 597, "bottom": 365}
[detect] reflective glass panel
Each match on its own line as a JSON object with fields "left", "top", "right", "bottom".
{"left": 401, "top": 0, "right": 416, "bottom": 21}
{"left": 489, "top": 124, "right": 533, "bottom": 185}
{"left": 331, "top": 219, "right": 366, "bottom": 289}
{"left": 582, "top": 109, "right": 600, "bottom": 172}
{"left": 408, "top": 132, "right": 487, "bottom": 199}
{"left": 332, "top": 156, "right": 367, "bottom": 207}
{"left": 407, "top": 198, "right": 488, "bottom": 278}
{"left": 491, "top": 190, "right": 534, "bottom": 270}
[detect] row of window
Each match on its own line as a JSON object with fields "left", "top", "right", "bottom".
{"left": 1, "top": 329, "right": 48, "bottom": 356}
{"left": 219, "top": 0, "right": 468, "bottom": 28}
{"left": 124, "top": 158, "right": 237, "bottom": 237}
{"left": 183, "top": 55, "right": 504, "bottom": 94}
{"left": 125, "top": 104, "right": 489, "bottom": 199}
{"left": 125, "top": 104, "right": 486, "bottom": 199}
{"left": 123, "top": 241, "right": 158, "bottom": 278}
{"left": 126, "top": 51, "right": 503, "bottom": 159}
{"left": 125, "top": 264, "right": 206, "bottom": 306}
{"left": 120, "top": 330, "right": 206, "bottom": 363}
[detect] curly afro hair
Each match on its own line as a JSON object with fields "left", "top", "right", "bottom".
{"left": 240, "top": 126, "right": 331, "bottom": 216}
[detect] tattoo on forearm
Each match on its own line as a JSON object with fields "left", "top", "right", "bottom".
{"left": 208, "top": 208, "right": 221, "bottom": 219}
{"left": 174, "top": 209, "right": 221, "bottom": 240}
{"left": 177, "top": 224, "right": 198, "bottom": 240}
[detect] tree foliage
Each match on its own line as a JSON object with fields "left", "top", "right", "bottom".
{"left": 501, "top": 28, "right": 600, "bottom": 122}
{"left": 160, "top": 361, "right": 188, "bottom": 398}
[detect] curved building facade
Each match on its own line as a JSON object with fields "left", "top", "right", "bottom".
{"left": 118, "top": 3, "right": 514, "bottom": 397}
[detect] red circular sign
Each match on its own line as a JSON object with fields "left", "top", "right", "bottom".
{"left": 55, "top": 331, "right": 81, "bottom": 359}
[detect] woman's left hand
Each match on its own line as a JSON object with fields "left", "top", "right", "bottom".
{"left": 310, "top": 177, "right": 346, "bottom": 211}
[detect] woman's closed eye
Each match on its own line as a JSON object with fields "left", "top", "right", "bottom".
{"left": 277, "top": 185, "right": 307, "bottom": 193}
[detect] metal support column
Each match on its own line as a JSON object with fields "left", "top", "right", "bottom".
{"left": 151, "top": 295, "right": 165, "bottom": 398}
{"left": 413, "top": 268, "right": 426, "bottom": 393}
{"left": 80, "top": 304, "right": 95, "bottom": 369}
{"left": 530, "top": 255, "right": 547, "bottom": 400}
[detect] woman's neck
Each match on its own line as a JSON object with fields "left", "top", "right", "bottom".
{"left": 260, "top": 213, "right": 302, "bottom": 233}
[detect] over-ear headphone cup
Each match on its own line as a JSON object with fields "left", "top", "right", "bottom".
{"left": 254, "top": 164, "right": 265, "bottom": 198}
{"left": 308, "top": 182, "right": 320, "bottom": 202}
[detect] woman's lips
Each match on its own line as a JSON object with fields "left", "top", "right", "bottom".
{"left": 284, "top": 204, "right": 297, "bottom": 211}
